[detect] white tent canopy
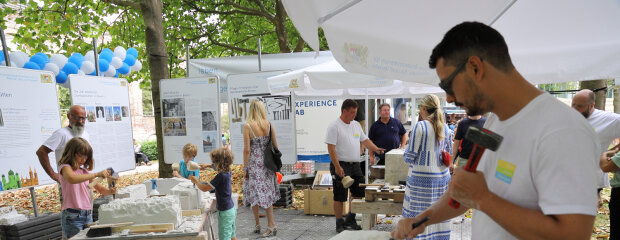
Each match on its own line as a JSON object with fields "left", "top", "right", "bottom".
{"left": 282, "top": 0, "right": 620, "bottom": 85}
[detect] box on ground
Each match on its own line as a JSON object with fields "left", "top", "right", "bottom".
{"left": 303, "top": 170, "right": 348, "bottom": 215}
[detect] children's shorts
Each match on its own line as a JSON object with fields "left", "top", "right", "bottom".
{"left": 218, "top": 207, "right": 236, "bottom": 240}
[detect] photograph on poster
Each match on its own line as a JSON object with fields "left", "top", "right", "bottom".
{"left": 96, "top": 106, "right": 104, "bottom": 118}
{"left": 163, "top": 118, "right": 186, "bottom": 136}
{"left": 105, "top": 106, "right": 113, "bottom": 121}
{"left": 121, "top": 106, "right": 128, "bottom": 117}
{"left": 162, "top": 98, "right": 185, "bottom": 117}
{"left": 113, "top": 106, "right": 122, "bottom": 121}
{"left": 86, "top": 106, "right": 96, "bottom": 122}
{"left": 202, "top": 131, "right": 218, "bottom": 153}
{"left": 0, "top": 108, "right": 3, "bottom": 127}
{"left": 202, "top": 111, "right": 217, "bottom": 131}
{"left": 263, "top": 95, "right": 292, "bottom": 121}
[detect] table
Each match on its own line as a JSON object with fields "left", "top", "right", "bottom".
{"left": 350, "top": 199, "right": 403, "bottom": 230}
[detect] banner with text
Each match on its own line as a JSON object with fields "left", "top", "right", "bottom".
{"left": 227, "top": 71, "right": 296, "bottom": 165}
{"left": 0, "top": 67, "right": 60, "bottom": 189}
{"left": 69, "top": 75, "right": 135, "bottom": 173}
{"left": 295, "top": 99, "right": 342, "bottom": 162}
{"left": 160, "top": 76, "right": 221, "bottom": 164}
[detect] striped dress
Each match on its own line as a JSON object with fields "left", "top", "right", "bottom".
{"left": 402, "top": 120, "right": 453, "bottom": 240}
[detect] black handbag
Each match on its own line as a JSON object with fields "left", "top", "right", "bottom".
{"left": 263, "top": 123, "right": 282, "bottom": 172}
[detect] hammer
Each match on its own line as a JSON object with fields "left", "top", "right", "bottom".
{"left": 449, "top": 126, "right": 503, "bottom": 208}
{"left": 186, "top": 161, "right": 200, "bottom": 188}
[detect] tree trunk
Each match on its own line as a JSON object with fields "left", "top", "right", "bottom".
{"left": 580, "top": 79, "right": 608, "bottom": 110}
{"left": 274, "top": 0, "right": 291, "bottom": 53}
{"left": 141, "top": 0, "right": 172, "bottom": 178}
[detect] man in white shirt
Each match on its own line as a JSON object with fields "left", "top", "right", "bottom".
{"left": 36, "top": 105, "right": 90, "bottom": 182}
{"left": 325, "top": 99, "right": 384, "bottom": 233}
{"left": 392, "top": 22, "right": 599, "bottom": 239}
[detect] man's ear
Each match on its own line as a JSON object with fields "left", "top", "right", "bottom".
{"left": 469, "top": 56, "right": 484, "bottom": 81}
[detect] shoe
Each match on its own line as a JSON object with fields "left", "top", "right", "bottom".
{"left": 344, "top": 213, "right": 362, "bottom": 230}
{"left": 146, "top": 162, "right": 152, "bottom": 166}
{"left": 336, "top": 218, "right": 345, "bottom": 233}
{"left": 253, "top": 224, "right": 261, "bottom": 234}
{"left": 261, "top": 226, "right": 277, "bottom": 237}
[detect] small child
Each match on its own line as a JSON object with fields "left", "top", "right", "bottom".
{"left": 173, "top": 143, "right": 200, "bottom": 179}
{"left": 189, "top": 147, "right": 236, "bottom": 240}
{"left": 58, "top": 137, "right": 116, "bottom": 238}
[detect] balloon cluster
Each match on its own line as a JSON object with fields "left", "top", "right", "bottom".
{"left": 0, "top": 47, "right": 143, "bottom": 85}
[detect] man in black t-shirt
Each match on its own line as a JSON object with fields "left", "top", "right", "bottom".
{"left": 453, "top": 114, "right": 487, "bottom": 168}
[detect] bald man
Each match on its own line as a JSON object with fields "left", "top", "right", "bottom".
{"left": 36, "top": 105, "right": 91, "bottom": 182}
{"left": 572, "top": 89, "right": 620, "bottom": 193}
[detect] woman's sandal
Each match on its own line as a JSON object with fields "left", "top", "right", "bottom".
{"left": 254, "top": 224, "right": 261, "bottom": 234}
{"left": 261, "top": 226, "right": 277, "bottom": 237}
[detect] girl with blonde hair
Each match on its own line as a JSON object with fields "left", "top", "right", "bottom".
{"left": 241, "top": 99, "right": 280, "bottom": 237}
{"left": 401, "top": 94, "right": 453, "bottom": 239}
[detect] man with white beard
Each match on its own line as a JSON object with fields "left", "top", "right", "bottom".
{"left": 37, "top": 105, "right": 90, "bottom": 182}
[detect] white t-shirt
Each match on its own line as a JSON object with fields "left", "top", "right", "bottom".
{"left": 325, "top": 118, "right": 367, "bottom": 162}
{"left": 587, "top": 109, "right": 620, "bottom": 188}
{"left": 471, "top": 93, "right": 599, "bottom": 239}
{"left": 43, "top": 126, "right": 90, "bottom": 167}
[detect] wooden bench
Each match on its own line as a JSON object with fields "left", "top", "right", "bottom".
{"left": 350, "top": 199, "right": 403, "bottom": 230}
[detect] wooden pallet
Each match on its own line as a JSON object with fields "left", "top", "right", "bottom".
{"left": 364, "top": 187, "right": 405, "bottom": 202}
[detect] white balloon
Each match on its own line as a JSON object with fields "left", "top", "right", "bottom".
{"left": 77, "top": 70, "right": 85, "bottom": 76}
{"left": 50, "top": 54, "right": 68, "bottom": 69}
{"left": 110, "top": 57, "right": 123, "bottom": 69}
{"left": 43, "top": 62, "right": 60, "bottom": 75}
{"left": 130, "top": 60, "right": 142, "bottom": 72}
{"left": 0, "top": 60, "right": 5, "bottom": 66}
{"left": 80, "top": 61, "right": 95, "bottom": 74}
{"left": 9, "top": 51, "right": 27, "bottom": 67}
{"left": 113, "top": 46, "right": 126, "bottom": 60}
{"left": 104, "top": 66, "right": 116, "bottom": 77}
{"left": 84, "top": 50, "right": 95, "bottom": 63}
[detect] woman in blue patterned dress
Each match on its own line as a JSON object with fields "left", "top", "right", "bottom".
{"left": 242, "top": 100, "right": 280, "bottom": 237}
{"left": 402, "top": 94, "right": 453, "bottom": 239}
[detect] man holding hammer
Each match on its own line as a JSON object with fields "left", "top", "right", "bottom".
{"left": 393, "top": 22, "right": 600, "bottom": 239}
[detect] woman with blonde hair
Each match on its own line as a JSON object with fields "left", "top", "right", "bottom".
{"left": 241, "top": 99, "right": 279, "bottom": 237}
{"left": 402, "top": 94, "right": 453, "bottom": 239}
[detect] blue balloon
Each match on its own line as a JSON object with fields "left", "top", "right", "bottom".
{"left": 99, "top": 51, "right": 113, "bottom": 62}
{"left": 0, "top": 51, "right": 5, "bottom": 61}
{"left": 29, "top": 55, "right": 47, "bottom": 69}
{"left": 23, "top": 61, "right": 41, "bottom": 70}
{"left": 88, "top": 71, "right": 97, "bottom": 76}
{"left": 118, "top": 63, "right": 130, "bottom": 75}
{"left": 68, "top": 55, "right": 83, "bottom": 69}
{"left": 62, "top": 62, "right": 79, "bottom": 75}
{"left": 34, "top": 52, "right": 49, "bottom": 63}
{"left": 123, "top": 54, "right": 136, "bottom": 66}
{"left": 114, "top": 72, "right": 119, "bottom": 78}
{"left": 98, "top": 59, "right": 110, "bottom": 72}
{"left": 126, "top": 48, "right": 138, "bottom": 58}
{"left": 101, "top": 48, "right": 113, "bottom": 55}
{"left": 56, "top": 71, "right": 68, "bottom": 84}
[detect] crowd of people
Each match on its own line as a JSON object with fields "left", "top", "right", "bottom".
{"left": 32, "top": 21, "right": 620, "bottom": 240}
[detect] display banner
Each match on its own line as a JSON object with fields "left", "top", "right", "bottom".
{"left": 0, "top": 67, "right": 60, "bottom": 189}
{"left": 160, "top": 76, "right": 221, "bottom": 164}
{"left": 295, "top": 99, "right": 342, "bottom": 162}
{"left": 227, "top": 71, "right": 296, "bottom": 165}
{"left": 69, "top": 75, "right": 134, "bottom": 173}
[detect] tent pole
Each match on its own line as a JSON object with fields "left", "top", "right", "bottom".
{"left": 92, "top": 38, "right": 100, "bottom": 76}
{"left": 257, "top": 38, "right": 262, "bottom": 71}
{"left": 1, "top": 28, "right": 10, "bottom": 66}
{"left": 186, "top": 44, "right": 190, "bottom": 77}
{"left": 489, "top": 0, "right": 517, "bottom": 25}
{"left": 365, "top": 88, "right": 369, "bottom": 184}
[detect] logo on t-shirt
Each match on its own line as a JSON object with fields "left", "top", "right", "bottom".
{"left": 354, "top": 133, "right": 360, "bottom": 139}
{"left": 495, "top": 159, "right": 516, "bottom": 184}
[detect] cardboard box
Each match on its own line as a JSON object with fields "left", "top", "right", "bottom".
{"left": 303, "top": 189, "right": 349, "bottom": 215}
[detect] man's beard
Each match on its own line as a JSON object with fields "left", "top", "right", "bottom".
{"left": 581, "top": 110, "right": 590, "bottom": 119}
{"left": 70, "top": 122, "right": 84, "bottom": 137}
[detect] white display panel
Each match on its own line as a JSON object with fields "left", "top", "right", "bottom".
{"left": 160, "top": 76, "right": 221, "bottom": 164}
{"left": 69, "top": 75, "right": 134, "bottom": 173}
{"left": 227, "top": 71, "right": 296, "bottom": 165}
{"left": 295, "top": 99, "right": 343, "bottom": 162}
{"left": 0, "top": 67, "right": 60, "bottom": 189}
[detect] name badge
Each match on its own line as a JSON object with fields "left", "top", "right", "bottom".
{"left": 495, "top": 159, "right": 516, "bottom": 184}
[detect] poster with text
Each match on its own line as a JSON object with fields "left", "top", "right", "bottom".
{"left": 160, "top": 76, "right": 220, "bottom": 164}
{"left": 295, "top": 99, "right": 343, "bottom": 162}
{"left": 0, "top": 67, "right": 60, "bottom": 189}
{"left": 69, "top": 75, "right": 135, "bottom": 174}
{"left": 227, "top": 71, "right": 296, "bottom": 165}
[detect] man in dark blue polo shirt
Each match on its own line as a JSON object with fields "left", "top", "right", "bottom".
{"left": 453, "top": 114, "right": 486, "bottom": 168}
{"left": 369, "top": 103, "right": 408, "bottom": 165}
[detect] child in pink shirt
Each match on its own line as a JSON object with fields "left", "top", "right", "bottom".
{"left": 58, "top": 137, "right": 116, "bottom": 238}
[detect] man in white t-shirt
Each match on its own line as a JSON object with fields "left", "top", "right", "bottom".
{"left": 392, "top": 22, "right": 599, "bottom": 239}
{"left": 36, "top": 105, "right": 90, "bottom": 182}
{"left": 572, "top": 89, "right": 620, "bottom": 189}
{"left": 325, "top": 99, "right": 384, "bottom": 233}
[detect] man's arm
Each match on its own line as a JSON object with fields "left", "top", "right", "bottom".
{"left": 400, "top": 132, "right": 408, "bottom": 149}
{"left": 450, "top": 168, "right": 594, "bottom": 240}
{"left": 362, "top": 139, "right": 384, "bottom": 155}
{"left": 601, "top": 150, "right": 620, "bottom": 172}
{"left": 36, "top": 145, "right": 58, "bottom": 182}
{"left": 327, "top": 144, "right": 343, "bottom": 177}
{"left": 452, "top": 139, "right": 460, "bottom": 162}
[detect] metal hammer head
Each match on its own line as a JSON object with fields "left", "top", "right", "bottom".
{"left": 464, "top": 126, "right": 503, "bottom": 151}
